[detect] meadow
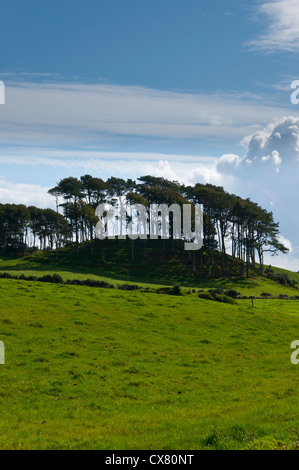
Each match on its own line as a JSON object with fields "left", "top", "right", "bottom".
{"left": 0, "top": 261, "right": 299, "bottom": 449}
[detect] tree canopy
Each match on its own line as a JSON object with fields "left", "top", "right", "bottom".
{"left": 0, "top": 174, "right": 288, "bottom": 276}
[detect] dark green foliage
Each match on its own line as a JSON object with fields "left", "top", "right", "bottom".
{"left": 66, "top": 278, "right": 114, "bottom": 289}
{"left": 172, "top": 283, "right": 181, "bottom": 296}
{"left": 117, "top": 284, "right": 140, "bottom": 291}
{"left": 265, "top": 268, "right": 298, "bottom": 288}
{"left": 199, "top": 291, "right": 237, "bottom": 304}
{"left": 208, "top": 288, "right": 224, "bottom": 295}
{"left": 37, "top": 274, "right": 63, "bottom": 284}
{"left": 224, "top": 289, "right": 241, "bottom": 299}
{"left": 198, "top": 291, "right": 217, "bottom": 301}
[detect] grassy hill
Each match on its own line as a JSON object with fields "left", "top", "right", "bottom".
{"left": 0, "top": 244, "right": 299, "bottom": 449}
{"left": 0, "top": 238, "right": 261, "bottom": 284}
{"left": 0, "top": 240, "right": 298, "bottom": 296}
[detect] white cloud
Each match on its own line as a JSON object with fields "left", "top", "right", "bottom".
{"left": 249, "top": 0, "right": 299, "bottom": 52}
{"left": 0, "top": 176, "right": 54, "bottom": 208}
{"left": 271, "top": 150, "right": 282, "bottom": 167}
{"left": 217, "top": 153, "right": 242, "bottom": 173}
{"left": 214, "top": 116, "right": 299, "bottom": 271}
{"left": 143, "top": 159, "right": 223, "bottom": 186}
{"left": 238, "top": 116, "right": 299, "bottom": 166}
{"left": 258, "top": 236, "right": 299, "bottom": 271}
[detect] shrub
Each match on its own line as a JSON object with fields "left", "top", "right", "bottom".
{"left": 155, "top": 286, "right": 182, "bottom": 296}
{"left": 0, "top": 272, "right": 12, "bottom": 279}
{"left": 224, "top": 289, "right": 240, "bottom": 299}
{"left": 265, "top": 270, "right": 298, "bottom": 288}
{"left": 198, "top": 291, "right": 236, "bottom": 304}
{"left": 208, "top": 288, "right": 224, "bottom": 295}
{"left": 213, "top": 294, "right": 237, "bottom": 304}
{"left": 172, "top": 283, "right": 182, "bottom": 296}
{"left": 37, "top": 274, "right": 63, "bottom": 284}
{"left": 118, "top": 284, "right": 140, "bottom": 291}
{"left": 83, "top": 279, "right": 114, "bottom": 289}
{"left": 198, "top": 291, "right": 214, "bottom": 301}
{"left": 52, "top": 274, "right": 63, "bottom": 284}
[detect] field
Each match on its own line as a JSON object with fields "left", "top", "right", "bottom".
{"left": 0, "top": 253, "right": 299, "bottom": 450}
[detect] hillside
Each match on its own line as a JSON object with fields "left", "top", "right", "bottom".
{"left": 0, "top": 277, "right": 299, "bottom": 449}
{"left": 0, "top": 240, "right": 298, "bottom": 297}
{"left": 1, "top": 242, "right": 299, "bottom": 449}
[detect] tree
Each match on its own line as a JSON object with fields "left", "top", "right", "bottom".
{"left": 49, "top": 177, "right": 84, "bottom": 248}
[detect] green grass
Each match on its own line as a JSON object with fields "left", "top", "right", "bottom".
{"left": 1, "top": 278, "right": 299, "bottom": 449}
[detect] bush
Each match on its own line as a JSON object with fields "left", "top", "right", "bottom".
{"left": 37, "top": 274, "right": 63, "bottom": 284}
{"left": 172, "top": 283, "right": 182, "bottom": 296}
{"left": 198, "top": 291, "right": 215, "bottom": 301}
{"left": 265, "top": 270, "right": 298, "bottom": 288}
{"left": 118, "top": 284, "right": 140, "bottom": 291}
{"left": 83, "top": 279, "right": 114, "bottom": 289}
{"left": 0, "top": 272, "right": 12, "bottom": 279}
{"left": 208, "top": 288, "right": 224, "bottom": 295}
{"left": 52, "top": 274, "right": 63, "bottom": 284}
{"left": 213, "top": 294, "right": 237, "bottom": 304}
{"left": 155, "top": 286, "right": 182, "bottom": 296}
{"left": 224, "top": 289, "right": 240, "bottom": 299}
{"left": 198, "top": 290, "right": 236, "bottom": 304}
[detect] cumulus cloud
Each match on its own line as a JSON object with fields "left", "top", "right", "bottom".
{"left": 143, "top": 160, "right": 223, "bottom": 186}
{"left": 243, "top": 116, "right": 299, "bottom": 164}
{"left": 214, "top": 116, "right": 299, "bottom": 271}
{"left": 249, "top": 0, "right": 299, "bottom": 52}
{"left": 217, "top": 117, "right": 299, "bottom": 178}
{"left": 216, "top": 153, "right": 242, "bottom": 174}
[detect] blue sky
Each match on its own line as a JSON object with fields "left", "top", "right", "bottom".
{"left": 0, "top": 0, "right": 296, "bottom": 93}
{"left": 0, "top": 1, "right": 260, "bottom": 90}
{"left": 0, "top": 0, "right": 299, "bottom": 269}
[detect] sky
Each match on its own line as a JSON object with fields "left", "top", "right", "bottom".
{"left": 0, "top": 0, "right": 299, "bottom": 270}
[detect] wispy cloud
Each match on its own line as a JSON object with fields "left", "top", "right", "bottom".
{"left": 0, "top": 80, "right": 295, "bottom": 149}
{"left": 248, "top": 0, "right": 299, "bottom": 52}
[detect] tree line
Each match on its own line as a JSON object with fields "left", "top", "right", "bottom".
{"left": 0, "top": 175, "right": 288, "bottom": 275}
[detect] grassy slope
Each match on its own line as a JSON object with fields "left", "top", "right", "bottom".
{"left": 0, "top": 279, "right": 299, "bottom": 449}
{"left": 0, "top": 239, "right": 263, "bottom": 286}
{"left": 0, "top": 246, "right": 299, "bottom": 449}
{"left": 0, "top": 242, "right": 298, "bottom": 297}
